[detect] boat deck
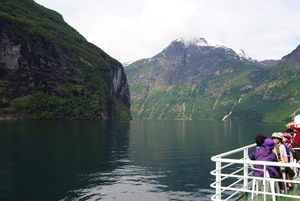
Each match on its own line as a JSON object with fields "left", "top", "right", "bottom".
{"left": 237, "top": 184, "right": 300, "bottom": 200}
{"left": 210, "top": 143, "right": 300, "bottom": 201}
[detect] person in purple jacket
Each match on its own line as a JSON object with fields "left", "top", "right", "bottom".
{"left": 249, "top": 138, "right": 280, "bottom": 178}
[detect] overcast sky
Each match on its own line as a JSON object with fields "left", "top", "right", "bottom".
{"left": 34, "top": 0, "right": 300, "bottom": 63}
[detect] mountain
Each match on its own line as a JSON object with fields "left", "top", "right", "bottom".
{"left": 124, "top": 37, "right": 300, "bottom": 121}
{"left": 0, "top": 0, "right": 131, "bottom": 120}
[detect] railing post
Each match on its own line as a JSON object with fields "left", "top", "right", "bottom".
{"left": 211, "top": 144, "right": 300, "bottom": 200}
{"left": 216, "top": 158, "right": 221, "bottom": 200}
{"left": 243, "top": 147, "right": 249, "bottom": 190}
{"left": 263, "top": 165, "right": 267, "bottom": 200}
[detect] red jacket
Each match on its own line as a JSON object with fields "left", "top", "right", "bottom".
{"left": 290, "top": 124, "right": 300, "bottom": 145}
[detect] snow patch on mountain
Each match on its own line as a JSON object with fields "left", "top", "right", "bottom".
{"left": 176, "top": 37, "right": 255, "bottom": 60}
{"left": 235, "top": 49, "right": 252, "bottom": 60}
{"left": 176, "top": 37, "right": 233, "bottom": 51}
{"left": 161, "top": 37, "right": 260, "bottom": 63}
{"left": 176, "top": 37, "right": 209, "bottom": 47}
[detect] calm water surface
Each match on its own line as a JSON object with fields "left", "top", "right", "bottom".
{"left": 0, "top": 120, "right": 286, "bottom": 200}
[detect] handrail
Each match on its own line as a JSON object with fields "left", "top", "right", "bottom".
{"left": 210, "top": 143, "right": 300, "bottom": 201}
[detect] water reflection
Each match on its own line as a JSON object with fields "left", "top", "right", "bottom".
{"left": 0, "top": 120, "right": 286, "bottom": 201}
{"left": 0, "top": 121, "right": 131, "bottom": 201}
{"left": 65, "top": 162, "right": 212, "bottom": 201}
{"left": 66, "top": 164, "right": 167, "bottom": 201}
{"left": 61, "top": 120, "right": 216, "bottom": 201}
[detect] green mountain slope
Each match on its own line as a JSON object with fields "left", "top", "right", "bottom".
{"left": 232, "top": 44, "right": 300, "bottom": 121}
{"left": 125, "top": 38, "right": 300, "bottom": 122}
{"left": 0, "top": 0, "right": 131, "bottom": 120}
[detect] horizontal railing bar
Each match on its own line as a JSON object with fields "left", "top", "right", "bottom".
{"left": 211, "top": 143, "right": 256, "bottom": 158}
{"left": 212, "top": 171, "right": 300, "bottom": 184}
{"left": 211, "top": 185, "right": 300, "bottom": 198}
{"left": 223, "top": 190, "right": 241, "bottom": 201}
{"left": 212, "top": 158, "right": 300, "bottom": 168}
{"left": 211, "top": 143, "right": 300, "bottom": 200}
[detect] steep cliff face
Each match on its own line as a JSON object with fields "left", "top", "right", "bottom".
{"left": 125, "top": 37, "right": 300, "bottom": 121}
{"left": 273, "top": 45, "right": 300, "bottom": 74}
{"left": 126, "top": 38, "right": 270, "bottom": 88}
{"left": 0, "top": 0, "right": 131, "bottom": 120}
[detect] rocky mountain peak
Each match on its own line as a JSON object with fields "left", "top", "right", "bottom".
{"left": 156, "top": 37, "right": 263, "bottom": 68}
{"left": 173, "top": 38, "right": 262, "bottom": 64}
{"left": 235, "top": 49, "right": 252, "bottom": 60}
{"left": 124, "top": 36, "right": 297, "bottom": 121}
{"left": 176, "top": 37, "right": 209, "bottom": 47}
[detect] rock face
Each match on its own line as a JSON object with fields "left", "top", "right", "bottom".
{"left": 275, "top": 45, "right": 300, "bottom": 72}
{"left": 125, "top": 37, "right": 300, "bottom": 121}
{"left": 0, "top": 0, "right": 131, "bottom": 120}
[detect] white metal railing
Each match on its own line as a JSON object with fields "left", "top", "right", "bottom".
{"left": 210, "top": 143, "right": 300, "bottom": 201}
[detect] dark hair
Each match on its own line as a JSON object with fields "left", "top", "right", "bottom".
{"left": 286, "top": 128, "right": 294, "bottom": 134}
{"left": 255, "top": 134, "right": 267, "bottom": 146}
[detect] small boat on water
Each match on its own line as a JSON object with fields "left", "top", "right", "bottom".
{"left": 210, "top": 143, "right": 300, "bottom": 201}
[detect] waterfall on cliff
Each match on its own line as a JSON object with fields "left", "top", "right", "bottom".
{"left": 222, "top": 111, "right": 232, "bottom": 121}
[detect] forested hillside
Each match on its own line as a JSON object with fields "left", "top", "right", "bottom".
{"left": 0, "top": 0, "right": 131, "bottom": 120}
{"left": 125, "top": 38, "right": 300, "bottom": 122}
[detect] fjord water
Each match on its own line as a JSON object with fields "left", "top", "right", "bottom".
{"left": 0, "top": 120, "right": 286, "bottom": 201}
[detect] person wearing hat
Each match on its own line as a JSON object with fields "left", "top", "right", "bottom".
{"left": 287, "top": 119, "right": 300, "bottom": 162}
{"left": 249, "top": 138, "right": 280, "bottom": 178}
{"left": 283, "top": 133, "right": 293, "bottom": 152}
{"left": 285, "top": 128, "right": 295, "bottom": 144}
{"left": 272, "top": 132, "right": 288, "bottom": 163}
{"left": 272, "top": 132, "right": 297, "bottom": 190}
